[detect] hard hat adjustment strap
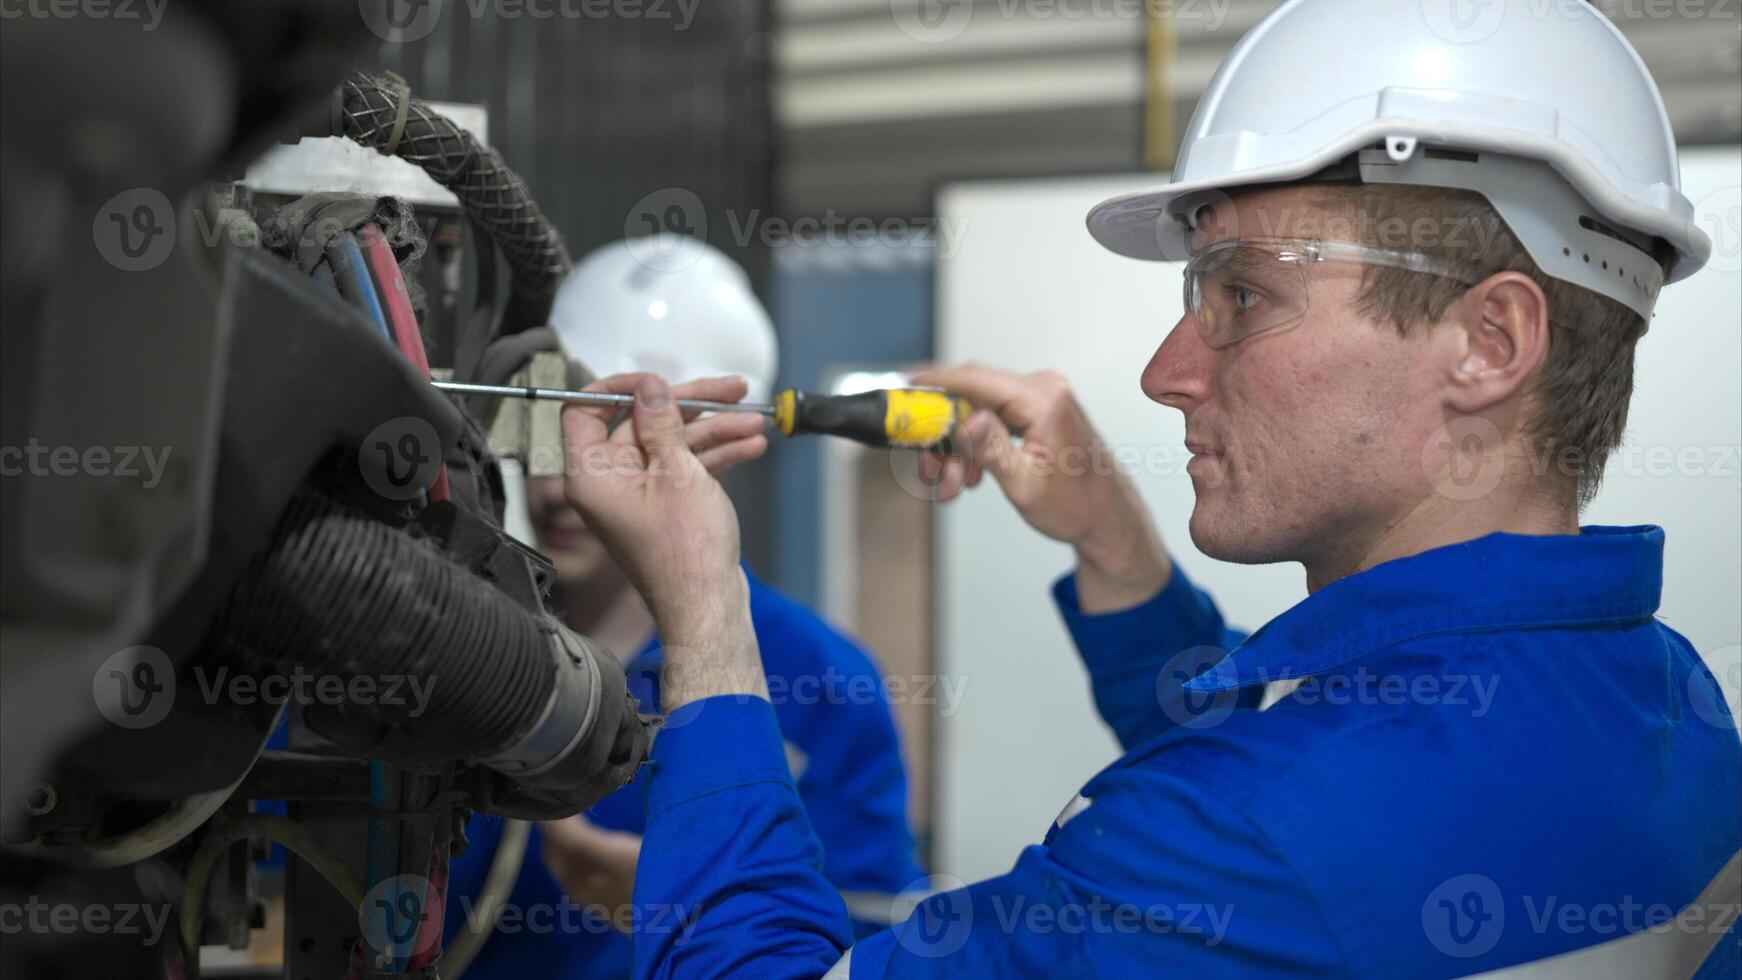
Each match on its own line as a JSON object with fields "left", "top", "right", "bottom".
{"left": 1357, "top": 148, "right": 1665, "bottom": 321}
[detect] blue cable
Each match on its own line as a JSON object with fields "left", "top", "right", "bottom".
{"left": 310, "top": 260, "right": 339, "bottom": 296}
{"left": 324, "top": 231, "right": 393, "bottom": 344}
{"left": 322, "top": 232, "right": 430, "bottom": 506}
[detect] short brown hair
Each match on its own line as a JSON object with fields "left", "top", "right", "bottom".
{"left": 1309, "top": 183, "right": 1667, "bottom": 507}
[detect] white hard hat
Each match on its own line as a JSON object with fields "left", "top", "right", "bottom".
{"left": 549, "top": 235, "right": 779, "bottom": 402}
{"left": 1086, "top": 0, "right": 1712, "bottom": 319}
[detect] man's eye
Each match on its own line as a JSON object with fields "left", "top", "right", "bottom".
{"left": 1223, "top": 283, "right": 1262, "bottom": 313}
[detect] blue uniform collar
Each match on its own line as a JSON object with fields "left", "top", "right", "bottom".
{"left": 1185, "top": 525, "right": 1665, "bottom": 694}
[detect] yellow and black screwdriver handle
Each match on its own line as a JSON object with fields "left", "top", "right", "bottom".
{"left": 772, "top": 388, "right": 973, "bottom": 450}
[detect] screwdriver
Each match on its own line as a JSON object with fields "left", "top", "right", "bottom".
{"left": 433, "top": 380, "right": 973, "bottom": 450}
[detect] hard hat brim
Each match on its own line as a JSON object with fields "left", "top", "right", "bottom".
{"left": 1085, "top": 116, "right": 1713, "bottom": 286}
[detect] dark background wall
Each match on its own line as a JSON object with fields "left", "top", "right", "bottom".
{"left": 368, "top": 1, "right": 781, "bottom": 571}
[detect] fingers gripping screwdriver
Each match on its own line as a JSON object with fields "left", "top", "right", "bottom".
{"left": 432, "top": 380, "right": 973, "bottom": 450}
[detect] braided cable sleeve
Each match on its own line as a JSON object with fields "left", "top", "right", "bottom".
{"left": 334, "top": 72, "right": 571, "bottom": 335}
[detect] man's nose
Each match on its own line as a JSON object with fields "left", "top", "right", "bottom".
{"left": 1141, "top": 315, "right": 1213, "bottom": 410}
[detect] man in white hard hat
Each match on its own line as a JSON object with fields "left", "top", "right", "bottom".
{"left": 557, "top": 3, "right": 1739, "bottom": 976}
{"left": 440, "top": 236, "right": 923, "bottom": 978}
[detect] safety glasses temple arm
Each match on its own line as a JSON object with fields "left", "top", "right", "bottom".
{"left": 1305, "top": 240, "right": 1479, "bottom": 285}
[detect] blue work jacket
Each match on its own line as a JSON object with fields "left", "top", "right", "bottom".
{"left": 442, "top": 572, "right": 924, "bottom": 977}
{"left": 630, "top": 526, "right": 1740, "bottom": 977}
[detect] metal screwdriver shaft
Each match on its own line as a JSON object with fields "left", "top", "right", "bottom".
{"left": 432, "top": 380, "right": 774, "bottom": 417}
{"left": 434, "top": 379, "right": 971, "bottom": 450}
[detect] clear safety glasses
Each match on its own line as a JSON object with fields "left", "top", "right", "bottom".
{"left": 1182, "top": 238, "right": 1480, "bottom": 349}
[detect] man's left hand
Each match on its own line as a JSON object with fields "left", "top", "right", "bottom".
{"left": 560, "top": 373, "right": 768, "bottom": 712}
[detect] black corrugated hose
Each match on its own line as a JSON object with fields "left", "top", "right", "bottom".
{"left": 213, "top": 491, "right": 648, "bottom": 808}
{"left": 330, "top": 72, "right": 571, "bottom": 338}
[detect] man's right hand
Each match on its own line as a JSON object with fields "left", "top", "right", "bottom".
{"left": 914, "top": 364, "right": 1171, "bottom": 613}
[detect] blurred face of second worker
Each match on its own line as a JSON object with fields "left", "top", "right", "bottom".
{"left": 526, "top": 473, "right": 616, "bottom": 587}
{"left": 534, "top": 235, "right": 779, "bottom": 591}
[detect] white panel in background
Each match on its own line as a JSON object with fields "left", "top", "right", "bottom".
{"left": 243, "top": 102, "right": 488, "bottom": 209}
{"left": 932, "top": 146, "right": 1741, "bottom": 884}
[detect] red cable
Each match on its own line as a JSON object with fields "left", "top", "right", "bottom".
{"left": 360, "top": 223, "right": 450, "bottom": 503}
{"left": 407, "top": 840, "right": 450, "bottom": 972}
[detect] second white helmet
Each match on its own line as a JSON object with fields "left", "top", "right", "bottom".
{"left": 550, "top": 235, "right": 779, "bottom": 402}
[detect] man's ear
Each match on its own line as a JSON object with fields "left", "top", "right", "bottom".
{"left": 1440, "top": 272, "right": 1550, "bottom": 414}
